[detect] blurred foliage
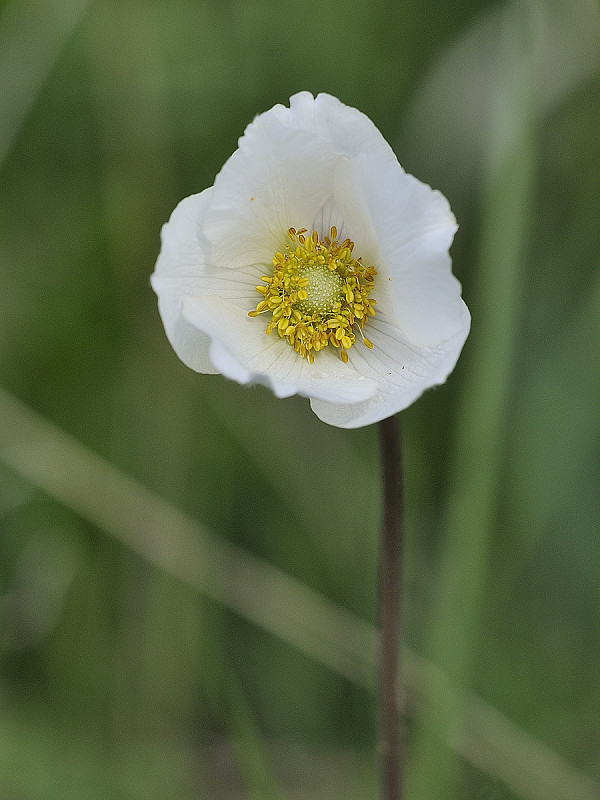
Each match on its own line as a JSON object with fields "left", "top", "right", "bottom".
{"left": 1, "top": 0, "right": 599, "bottom": 798}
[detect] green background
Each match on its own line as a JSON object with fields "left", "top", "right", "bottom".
{"left": 1, "top": 0, "right": 599, "bottom": 798}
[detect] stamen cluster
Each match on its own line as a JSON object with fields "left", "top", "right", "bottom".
{"left": 249, "top": 227, "right": 376, "bottom": 363}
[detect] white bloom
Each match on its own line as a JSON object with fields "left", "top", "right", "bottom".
{"left": 151, "top": 92, "right": 470, "bottom": 428}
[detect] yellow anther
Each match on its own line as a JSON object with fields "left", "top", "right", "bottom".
{"left": 249, "top": 225, "right": 376, "bottom": 363}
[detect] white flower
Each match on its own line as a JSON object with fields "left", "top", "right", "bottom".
{"left": 151, "top": 92, "right": 470, "bottom": 428}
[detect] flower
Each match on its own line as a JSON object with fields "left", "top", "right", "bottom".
{"left": 151, "top": 92, "right": 470, "bottom": 428}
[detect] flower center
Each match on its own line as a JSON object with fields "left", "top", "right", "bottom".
{"left": 249, "top": 226, "right": 376, "bottom": 364}
{"left": 297, "top": 265, "right": 343, "bottom": 315}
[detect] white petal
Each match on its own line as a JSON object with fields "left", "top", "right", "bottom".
{"left": 203, "top": 92, "right": 399, "bottom": 271}
{"left": 310, "top": 196, "right": 353, "bottom": 246}
{"left": 181, "top": 296, "right": 378, "bottom": 405}
{"left": 286, "top": 92, "right": 398, "bottom": 163}
{"left": 333, "top": 153, "right": 468, "bottom": 347}
{"left": 153, "top": 190, "right": 210, "bottom": 276}
{"left": 203, "top": 120, "right": 341, "bottom": 269}
{"left": 151, "top": 192, "right": 216, "bottom": 373}
{"left": 310, "top": 310, "right": 469, "bottom": 428}
{"left": 151, "top": 191, "right": 259, "bottom": 374}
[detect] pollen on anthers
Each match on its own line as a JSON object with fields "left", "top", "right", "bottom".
{"left": 248, "top": 226, "right": 376, "bottom": 364}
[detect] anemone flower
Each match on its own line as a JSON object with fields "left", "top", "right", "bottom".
{"left": 151, "top": 92, "right": 469, "bottom": 428}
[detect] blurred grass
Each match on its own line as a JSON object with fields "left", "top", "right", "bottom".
{"left": 1, "top": 0, "right": 600, "bottom": 798}
{"left": 2, "top": 385, "right": 598, "bottom": 800}
{"left": 407, "top": 3, "right": 540, "bottom": 797}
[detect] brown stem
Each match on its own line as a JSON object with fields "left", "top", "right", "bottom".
{"left": 377, "top": 414, "right": 404, "bottom": 800}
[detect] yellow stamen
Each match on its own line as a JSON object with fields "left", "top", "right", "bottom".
{"left": 248, "top": 226, "right": 377, "bottom": 363}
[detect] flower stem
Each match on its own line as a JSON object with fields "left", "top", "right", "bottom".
{"left": 377, "top": 414, "right": 404, "bottom": 800}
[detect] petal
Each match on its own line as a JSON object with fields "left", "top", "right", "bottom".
{"left": 151, "top": 191, "right": 217, "bottom": 373}
{"left": 203, "top": 92, "right": 399, "bottom": 271}
{"left": 287, "top": 92, "right": 398, "bottom": 163}
{"left": 181, "top": 296, "right": 378, "bottom": 405}
{"left": 203, "top": 119, "right": 341, "bottom": 270}
{"left": 310, "top": 196, "right": 353, "bottom": 246}
{"left": 333, "top": 152, "right": 468, "bottom": 347}
{"left": 310, "top": 310, "right": 469, "bottom": 428}
{"left": 151, "top": 191, "right": 259, "bottom": 374}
